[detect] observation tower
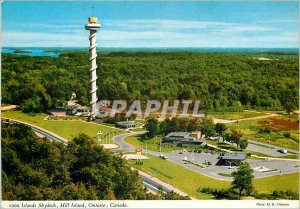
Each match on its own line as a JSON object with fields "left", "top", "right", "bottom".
{"left": 85, "top": 16, "right": 101, "bottom": 118}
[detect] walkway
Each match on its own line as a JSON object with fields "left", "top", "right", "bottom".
{"left": 1, "top": 105, "right": 18, "bottom": 111}
{"left": 212, "top": 113, "right": 279, "bottom": 124}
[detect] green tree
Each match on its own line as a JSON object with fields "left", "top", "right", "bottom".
{"left": 4, "top": 123, "right": 187, "bottom": 200}
{"left": 230, "top": 129, "right": 243, "bottom": 149}
{"left": 231, "top": 162, "right": 254, "bottom": 199}
{"left": 215, "top": 123, "right": 227, "bottom": 141}
{"left": 239, "top": 140, "right": 248, "bottom": 150}
{"left": 144, "top": 118, "right": 160, "bottom": 138}
{"left": 200, "top": 118, "right": 216, "bottom": 137}
{"left": 284, "top": 102, "right": 295, "bottom": 115}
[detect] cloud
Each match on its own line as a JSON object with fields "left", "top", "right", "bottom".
{"left": 2, "top": 31, "right": 86, "bottom": 47}
{"left": 104, "top": 19, "right": 274, "bottom": 33}
{"left": 2, "top": 19, "right": 298, "bottom": 48}
{"left": 257, "top": 19, "right": 299, "bottom": 24}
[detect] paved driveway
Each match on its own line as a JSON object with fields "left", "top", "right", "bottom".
{"left": 148, "top": 150, "right": 299, "bottom": 180}
{"left": 247, "top": 143, "right": 290, "bottom": 157}
{"left": 112, "top": 132, "right": 299, "bottom": 180}
{"left": 112, "top": 131, "right": 146, "bottom": 153}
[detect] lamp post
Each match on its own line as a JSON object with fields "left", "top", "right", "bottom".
{"left": 228, "top": 161, "right": 234, "bottom": 176}
{"left": 146, "top": 141, "right": 148, "bottom": 157}
{"left": 97, "top": 131, "right": 102, "bottom": 145}
{"left": 193, "top": 150, "right": 195, "bottom": 163}
{"left": 159, "top": 138, "right": 162, "bottom": 152}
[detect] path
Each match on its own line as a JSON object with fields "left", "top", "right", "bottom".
{"left": 112, "top": 131, "right": 146, "bottom": 153}
{"left": 212, "top": 113, "right": 279, "bottom": 124}
{"left": 1, "top": 105, "right": 18, "bottom": 111}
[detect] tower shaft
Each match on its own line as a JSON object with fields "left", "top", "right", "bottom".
{"left": 85, "top": 16, "right": 101, "bottom": 118}
{"left": 89, "top": 30, "right": 98, "bottom": 117}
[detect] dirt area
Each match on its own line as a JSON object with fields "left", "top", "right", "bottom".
{"left": 122, "top": 154, "right": 149, "bottom": 160}
{"left": 101, "top": 144, "right": 119, "bottom": 149}
{"left": 259, "top": 119, "right": 298, "bottom": 131}
{"left": 1, "top": 105, "right": 18, "bottom": 111}
{"left": 33, "top": 131, "right": 45, "bottom": 138}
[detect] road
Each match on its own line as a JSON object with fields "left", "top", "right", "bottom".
{"left": 2, "top": 117, "right": 68, "bottom": 144}
{"left": 2, "top": 119, "right": 188, "bottom": 198}
{"left": 111, "top": 131, "right": 299, "bottom": 180}
{"left": 111, "top": 131, "right": 146, "bottom": 153}
{"left": 212, "top": 113, "right": 279, "bottom": 124}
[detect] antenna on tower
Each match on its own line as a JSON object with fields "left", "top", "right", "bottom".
{"left": 92, "top": 6, "right": 94, "bottom": 16}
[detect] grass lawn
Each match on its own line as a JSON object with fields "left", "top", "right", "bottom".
{"left": 253, "top": 172, "right": 299, "bottom": 193}
{"left": 2, "top": 110, "right": 125, "bottom": 141}
{"left": 128, "top": 153, "right": 299, "bottom": 199}
{"left": 226, "top": 115, "right": 299, "bottom": 151}
{"left": 207, "top": 111, "right": 268, "bottom": 120}
{"left": 277, "top": 155, "right": 299, "bottom": 159}
{"left": 130, "top": 127, "right": 146, "bottom": 132}
{"left": 128, "top": 153, "right": 230, "bottom": 199}
{"left": 218, "top": 173, "right": 232, "bottom": 177}
{"left": 125, "top": 135, "right": 178, "bottom": 153}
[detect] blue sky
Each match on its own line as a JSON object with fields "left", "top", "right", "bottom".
{"left": 2, "top": 1, "right": 299, "bottom": 48}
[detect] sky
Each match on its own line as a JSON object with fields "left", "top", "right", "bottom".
{"left": 2, "top": 1, "right": 299, "bottom": 48}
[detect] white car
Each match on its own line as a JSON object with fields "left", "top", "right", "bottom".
{"left": 159, "top": 154, "right": 168, "bottom": 160}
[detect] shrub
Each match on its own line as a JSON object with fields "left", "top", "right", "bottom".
{"left": 283, "top": 132, "right": 291, "bottom": 138}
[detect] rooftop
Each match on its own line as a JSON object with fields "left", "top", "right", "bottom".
{"left": 166, "top": 132, "right": 190, "bottom": 137}
{"left": 220, "top": 153, "right": 247, "bottom": 160}
{"left": 116, "top": 121, "right": 135, "bottom": 125}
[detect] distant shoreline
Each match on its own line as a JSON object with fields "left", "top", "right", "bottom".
{"left": 2, "top": 47, "right": 299, "bottom": 54}
{"left": 2, "top": 47, "right": 298, "bottom": 58}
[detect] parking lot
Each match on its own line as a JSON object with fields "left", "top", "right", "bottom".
{"left": 155, "top": 150, "right": 300, "bottom": 180}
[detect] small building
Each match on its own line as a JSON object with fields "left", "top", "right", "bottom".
{"left": 50, "top": 107, "right": 67, "bottom": 116}
{"left": 75, "top": 106, "right": 90, "bottom": 117}
{"left": 163, "top": 131, "right": 205, "bottom": 145}
{"left": 70, "top": 92, "right": 76, "bottom": 100}
{"left": 116, "top": 121, "right": 136, "bottom": 129}
{"left": 216, "top": 153, "right": 247, "bottom": 166}
{"left": 190, "top": 131, "right": 202, "bottom": 139}
{"left": 164, "top": 132, "right": 191, "bottom": 142}
{"left": 51, "top": 104, "right": 86, "bottom": 117}
{"left": 66, "top": 105, "right": 79, "bottom": 115}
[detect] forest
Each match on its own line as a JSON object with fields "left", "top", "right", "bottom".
{"left": 1, "top": 52, "right": 298, "bottom": 113}
{"left": 1, "top": 122, "right": 190, "bottom": 200}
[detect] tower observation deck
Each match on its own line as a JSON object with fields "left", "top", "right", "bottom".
{"left": 85, "top": 17, "right": 101, "bottom": 118}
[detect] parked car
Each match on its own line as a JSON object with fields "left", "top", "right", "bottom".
{"left": 159, "top": 154, "right": 168, "bottom": 160}
{"left": 194, "top": 149, "right": 202, "bottom": 153}
{"left": 179, "top": 150, "right": 183, "bottom": 154}
{"left": 278, "top": 149, "right": 288, "bottom": 154}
